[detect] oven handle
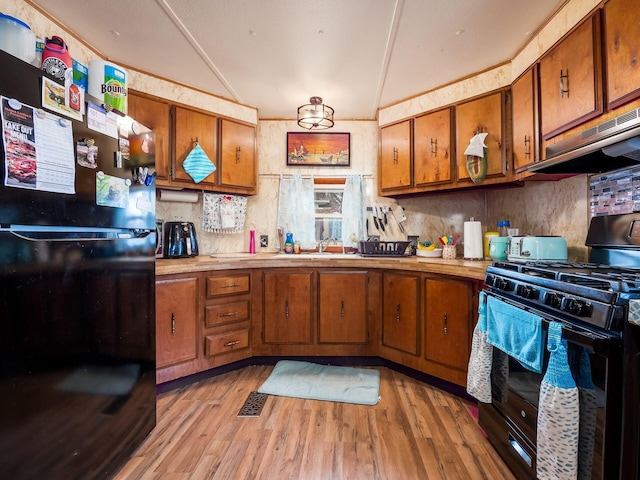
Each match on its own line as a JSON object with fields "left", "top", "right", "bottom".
{"left": 485, "top": 291, "right": 622, "bottom": 352}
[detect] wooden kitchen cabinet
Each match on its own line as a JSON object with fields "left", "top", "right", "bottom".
{"left": 218, "top": 118, "right": 256, "bottom": 193}
{"left": 604, "top": 0, "right": 640, "bottom": 109}
{"left": 455, "top": 90, "right": 512, "bottom": 184}
{"left": 263, "top": 271, "right": 313, "bottom": 344}
{"left": 382, "top": 272, "right": 419, "bottom": 355}
{"left": 414, "top": 107, "right": 453, "bottom": 186}
{"left": 380, "top": 120, "right": 412, "bottom": 192}
{"left": 512, "top": 67, "right": 538, "bottom": 172}
{"left": 318, "top": 271, "right": 368, "bottom": 344}
{"left": 424, "top": 277, "right": 473, "bottom": 373}
{"left": 127, "top": 91, "right": 172, "bottom": 185}
{"left": 156, "top": 275, "right": 198, "bottom": 369}
{"left": 203, "top": 272, "right": 251, "bottom": 358}
{"left": 539, "top": 12, "right": 603, "bottom": 140}
{"left": 173, "top": 105, "right": 218, "bottom": 186}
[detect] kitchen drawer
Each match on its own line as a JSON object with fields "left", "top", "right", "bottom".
{"left": 207, "top": 274, "right": 250, "bottom": 297}
{"left": 205, "top": 300, "right": 250, "bottom": 326}
{"left": 205, "top": 329, "right": 249, "bottom": 356}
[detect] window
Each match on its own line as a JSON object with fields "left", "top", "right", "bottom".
{"left": 314, "top": 183, "right": 344, "bottom": 243}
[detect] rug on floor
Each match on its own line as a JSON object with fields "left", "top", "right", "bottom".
{"left": 257, "top": 360, "right": 380, "bottom": 405}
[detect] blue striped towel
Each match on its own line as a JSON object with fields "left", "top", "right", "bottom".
{"left": 183, "top": 143, "right": 216, "bottom": 183}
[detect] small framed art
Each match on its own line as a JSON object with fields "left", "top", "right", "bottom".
{"left": 287, "top": 132, "right": 350, "bottom": 166}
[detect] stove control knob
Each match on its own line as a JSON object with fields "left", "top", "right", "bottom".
{"left": 494, "top": 278, "right": 514, "bottom": 291}
{"left": 517, "top": 285, "right": 538, "bottom": 299}
{"left": 563, "top": 298, "right": 587, "bottom": 316}
{"left": 544, "top": 292, "right": 563, "bottom": 309}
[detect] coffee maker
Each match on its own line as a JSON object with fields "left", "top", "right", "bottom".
{"left": 164, "top": 222, "right": 199, "bottom": 258}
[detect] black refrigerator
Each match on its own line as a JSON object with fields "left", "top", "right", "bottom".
{"left": 0, "top": 50, "right": 156, "bottom": 479}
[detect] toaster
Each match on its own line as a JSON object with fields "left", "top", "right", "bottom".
{"left": 508, "top": 236, "right": 567, "bottom": 261}
{"left": 164, "top": 222, "right": 199, "bottom": 258}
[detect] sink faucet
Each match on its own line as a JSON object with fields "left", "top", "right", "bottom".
{"left": 318, "top": 237, "right": 337, "bottom": 253}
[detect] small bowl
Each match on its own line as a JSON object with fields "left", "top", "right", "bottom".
{"left": 416, "top": 248, "right": 443, "bottom": 258}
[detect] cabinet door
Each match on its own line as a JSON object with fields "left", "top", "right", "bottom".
{"left": 263, "top": 272, "right": 313, "bottom": 344}
{"left": 127, "top": 92, "right": 171, "bottom": 184}
{"left": 382, "top": 272, "right": 419, "bottom": 355}
{"left": 414, "top": 108, "right": 453, "bottom": 186}
{"left": 380, "top": 120, "right": 412, "bottom": 191}
{"left": 156, "top": 276, "right": 198, "bottom": 369}
{"left": 424, "top": 278, "right": 472, "bottom": 371}
{"left": 219, "top": 118, "right": 256, "bottom": 192}
{"left": 512, "top": 68, "right": 537, "bottom": 171}
{"left": 456, "top": 91, "right": 508, "bottom": 182}
{"left": 318, "top": 271, "right": 367, "bottom": 344}
{"left": 539, "top": 13, "right": 602, "bottom": 139}
{"left": 605, "top": 0, "right": 640, "bottom": 108}
{"left": 173, "top": 106, "right": 217, "bottom": 185}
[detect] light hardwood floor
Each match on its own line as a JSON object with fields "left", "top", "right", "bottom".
{"left": 115, "top": 365, "right": 515, "bottom": 480}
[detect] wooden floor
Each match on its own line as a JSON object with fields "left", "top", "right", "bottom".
{"left": 114, "top": 365, "right": 515, "bottom": 480}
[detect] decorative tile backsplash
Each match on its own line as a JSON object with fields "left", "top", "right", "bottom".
{"left": 590, "top": 166, "right": 640, "bottom": 217}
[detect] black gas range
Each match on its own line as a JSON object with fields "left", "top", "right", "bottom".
{"left": 478, "top": 212, "right": 640, "bottom": 480}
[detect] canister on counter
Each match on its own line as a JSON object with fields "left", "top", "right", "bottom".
{"left": 484, "top": 231, "right": 499, "bottom": 259}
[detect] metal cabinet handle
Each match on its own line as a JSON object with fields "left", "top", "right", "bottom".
{"left": 560, "top": 69, "right": 569, "bottom": 98}
{"left": 222, "top": 283, "right": 241, "bottom": 288}
{"left": 524, "top": 135, "right": 531, "bottom": 158}
{"left": 443, "top": 313, "right": 448, "bottom": 335}
{"left": 224, "top": 340, "right": 240, "bottom": 347}
{"left": 393, "top": 147, "right": 398, "bottom": 164}
{"left": 171, "top": 313, "right": 176, "bottom": 335}
{"left": 220, "top": 311, "right": 240, "bottom": 318}
{"left": 341, "top": 300, "right": 345, "bottom": 317}
{"left": 396, "top": 304, "right": 401, "bottom": 322}
{"left": 430, "top": 138, "right": 437, "bottom": 157}
{"left": 236, "top": 146, "right": 241, "bottom": 163}
{"left": 285, "top": 300, "right": 289, "bottom": 318}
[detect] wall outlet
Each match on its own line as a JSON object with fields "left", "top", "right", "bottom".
{"left": 260, "top": 235, "right": 268, "bottom": 247}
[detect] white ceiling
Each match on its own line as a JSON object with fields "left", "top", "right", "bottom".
{"left": 32, "top": 0, "right": 566, "bottom": 121}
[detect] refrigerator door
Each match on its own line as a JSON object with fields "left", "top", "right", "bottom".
{"left": 0, "top": 227, "right": 156, "bottom": 479}
{"left": 0, "top": 49, "right": 156, "bottom": 230}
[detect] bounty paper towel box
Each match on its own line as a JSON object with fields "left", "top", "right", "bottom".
{"left": 87, "top": 60, "right": 127, "bottom": 114}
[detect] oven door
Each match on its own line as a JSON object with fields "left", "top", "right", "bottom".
{"left": 478, "top": 292, "right": 623, "bottom": 480}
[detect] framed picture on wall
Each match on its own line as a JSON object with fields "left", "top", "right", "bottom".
{"left": 287, "top": 132, "right": 350, "bottom": 166}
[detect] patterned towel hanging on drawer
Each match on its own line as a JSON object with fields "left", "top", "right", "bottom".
{"left": 183, "top": 141, "right": 216, "bottom": 183}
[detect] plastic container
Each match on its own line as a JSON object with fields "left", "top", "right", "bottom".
{"left": 42, "top": 35, "right": 72, "bottom": 80}
{"left": 284, "top": 232, "right": 294, "bottom": 254}
{"left": 0, "top": 14, "right": 35, "bottom": 64}
{"left": 249, "top": 230, "right": 256, "bottom": 254}
{"left": 483, "top": 231, "right": 499, "bottom": 259}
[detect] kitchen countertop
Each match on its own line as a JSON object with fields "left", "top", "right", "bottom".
{"left": 156, "top": 252, "right": 492, "bottom": 281}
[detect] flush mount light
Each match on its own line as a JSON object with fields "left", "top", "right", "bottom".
{"left": 297, "top": 96, "right": 334, "bottom": 130}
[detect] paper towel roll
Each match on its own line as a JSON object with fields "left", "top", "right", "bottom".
{"left": 464, "top": 221, "right": 483, "bottom": 259}
{"left": 158, "top": 189, "right": 199, "bottom": 203}
{"left": 88, "top": 60, "right": 128, "bottom": 114}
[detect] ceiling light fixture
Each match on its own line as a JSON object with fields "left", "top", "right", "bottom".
{"left": 297, "top": 96, "right": 334, "bottom": 130}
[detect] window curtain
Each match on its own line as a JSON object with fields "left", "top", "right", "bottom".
{"left": 277, "top": 174, "right": 315, "bottom": 250}
{"left": 341, "top": 174, "right": 366, "bottom": 249}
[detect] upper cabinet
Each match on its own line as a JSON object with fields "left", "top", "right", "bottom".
{"left": 512, "top": 67, "right": 538, "bottom": 173}
{"left": 414, "top": 107, "right": 453, "bottom": 187}
{"left": 539, "top": 12, "right": 603, "bottom": 140}
{"left": 127, "top": 90, "right": 257, "bottom": 194}
{"left": 379, "top": 119, "right": 412, "bottom": 193}
{"left": 604, "top": 0, "right": 640, "bottom": 109}
{"left": 218, "top": 118, "right": 256, "bottom": 192}
{"left": 173, "top": 105, "right": 218, "bottom": 187}
{"left": 455, "top": 90, "right": 512, "bottom": 184}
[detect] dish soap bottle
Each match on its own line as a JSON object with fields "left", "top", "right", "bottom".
{"left": 284, "top": 232, "right": 294, "bottom": 254}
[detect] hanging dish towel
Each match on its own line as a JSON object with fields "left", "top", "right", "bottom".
{"left": 537, "top": 321, "right": 579, "bottom": 480}
{"left": 202, "top": 193, "right": 247, "bottom": 234}
{"left": 486, "top": 295, "right": 545, "bottom": 373}
{"left": 183, "top": 142, "right": 216, "bottom": 183}
{"left": 467, "top": 292, "right": 493, "bottom": 403}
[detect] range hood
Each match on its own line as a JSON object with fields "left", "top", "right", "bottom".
{"left": 529, "top": 107, "right": 640, "bottom": 174}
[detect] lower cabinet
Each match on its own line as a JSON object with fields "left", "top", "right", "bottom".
{"left": 424, "top": 276, "right": 474, "bottom": 380}
{"left": 155, "top": 275, "right": 198, "bottom": 370}
{"left": 262, "top": 271, "right": 313, "bottom": 344}
{"left": 318, "top": 271, "right": 368, "bottom": 344}
{"left": 381, "top": 272, "right": 420, "bottom": 355}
